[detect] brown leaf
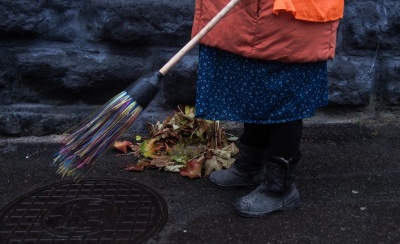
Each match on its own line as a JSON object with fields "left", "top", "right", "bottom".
{"left": 125, "top": 160, "right": 152, "bottom": 171}
{"left": 223, "top": 142, "right": 239, "bottom": 155}
{"left": 204, "top": 150, "right": 213, "bottom": 159}
{"left": 113, "top": 140, "right": 134, "bottom": 153}
{"left": 217, "top": 157, "right": 235, "bottom": 169}
{"left": 129, "top": 143, "right": 142, "bottom": 156}
{"left": 204, "top": 156, "right": 222, "bottom": 176}
{"left": 140, "top": 138, "right": 166, "bottom": 158}
{"left": 146, "top": 122, "right": 157, "bottom": 137}
{"left": 179, "top": 156, "right": 205, "bottom": 179}
{"left": 150, "top": 156, "right": 173, "bottom": 168}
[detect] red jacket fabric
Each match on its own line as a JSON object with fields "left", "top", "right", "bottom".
{"left": 191, "top": 0, "right": 343, "bottom": 63}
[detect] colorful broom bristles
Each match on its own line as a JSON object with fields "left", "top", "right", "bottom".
{"left": 53, "top": 91, "right": 143, "bottom": 179}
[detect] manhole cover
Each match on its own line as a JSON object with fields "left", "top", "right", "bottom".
{"left": 0, "top": 178, "right": 168, "bottom": 243}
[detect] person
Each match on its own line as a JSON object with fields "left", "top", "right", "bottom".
{"left": 191, "top": 0, "right": 345, "bottom": 217}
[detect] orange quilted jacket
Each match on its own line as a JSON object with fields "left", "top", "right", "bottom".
{"left": 191, "top": 0, "right": 344, "bottom": 63}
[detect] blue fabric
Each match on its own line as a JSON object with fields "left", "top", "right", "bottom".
{"left": 195, "top": 45, "right": 329, "bottom": 124}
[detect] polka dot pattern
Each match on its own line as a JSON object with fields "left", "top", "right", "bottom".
{"left": 195, "top": 45, "right": 329, "bottom": 124}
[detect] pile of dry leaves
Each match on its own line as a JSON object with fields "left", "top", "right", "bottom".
{"left": 113, "top": 105, "right": 239, "bottom": 178}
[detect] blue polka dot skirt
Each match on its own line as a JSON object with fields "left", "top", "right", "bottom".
{"left": 195, "top": 45, "right": 329, "bottom": 124}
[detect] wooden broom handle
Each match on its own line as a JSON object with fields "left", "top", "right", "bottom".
{"left": 159, "top": 0, "right": 241, "bottom": 75}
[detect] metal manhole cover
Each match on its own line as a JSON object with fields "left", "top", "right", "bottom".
{"left": 0, "top": 178, "right": 168, "bottom": 243}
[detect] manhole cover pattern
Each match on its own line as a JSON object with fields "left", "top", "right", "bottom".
{"left": 0, "top": 178, "right": 168, "bottom": 243}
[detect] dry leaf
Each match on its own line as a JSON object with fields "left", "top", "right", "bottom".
{"left": 150, "top": 156, "right": 173, "bottom": 168}
{"left": 204, "top": 156, "right": 222, "bottom": 176}
{"left": 140, "top": 138, "right": 165, "bottom": 158}
{"left": 113, "top": 140, "right": 134, "bottom": 153}
{"left": 179, "top": 156, "right": 205, "bottom": 178}
{"left": 217, "top": 157, "right": 235, "bottom": 169}
{"left": 165, "top": 164, "right": 185, "bottom": 172}
{"left": 125, "top": 160, "right": 152, "bottom": 171}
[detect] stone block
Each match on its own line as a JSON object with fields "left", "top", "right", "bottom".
{"left": 379, "top": 57, "right": 400, "bottom": 105}
{"left": 0, "top": 0, "right": 44, "bottom": 37}
{"left": 81, "top": 0, "right": 194, "bottom": 45}
{"left": 0, "top": 104, "right": 93, "bottom": 136}
{"left": 0, "top": 49, "right": 16, "bottom": 105}
{"left": 341, "top": 0, "right": 400, "bottom": 51}
{"left": 0, "top": 0, "right": 195, "bottom": 44}
{"left": 13, "top": 47, "right": 152, "bottom": 105}
{"left": 162, "top": 54, "right": 198, "bottom": 106}
{"left": 0, "top": 0, "right": 82, "bottom": 41}
{"left": 328, "top": 56, "right": 375, "bottom": 106}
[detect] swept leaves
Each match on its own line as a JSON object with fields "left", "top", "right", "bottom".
{"left": 117, "top": 105, "right": 238, "bottom": 178}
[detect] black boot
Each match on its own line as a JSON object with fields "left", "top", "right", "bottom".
{"left": 233, "top": 152, "right": 301, "bottom": 217}
{"left": 208, "top": 143, "right": 268, "bottom": 188}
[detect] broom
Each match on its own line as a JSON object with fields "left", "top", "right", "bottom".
{"left": 54, "top": 0, "right": 241, "bottom": 179}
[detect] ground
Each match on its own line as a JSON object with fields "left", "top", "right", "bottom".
{"left": 0, "top": 118, "right": 400, "bottom": 243}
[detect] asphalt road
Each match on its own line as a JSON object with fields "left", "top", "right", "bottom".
{"left": 1, "top": 121, "right": 400, "bottom": 243}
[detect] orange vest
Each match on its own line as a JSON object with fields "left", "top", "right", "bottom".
{"left": 191, "top": 0, "right": 344, "bottom": 63}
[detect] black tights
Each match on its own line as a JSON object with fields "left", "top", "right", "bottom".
{"left": 239, "top": 120, "right": 303, "bottom": 159}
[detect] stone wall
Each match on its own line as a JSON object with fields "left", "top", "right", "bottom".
{"left": 0, "top": 0, "right": 399, "bottom": 136}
